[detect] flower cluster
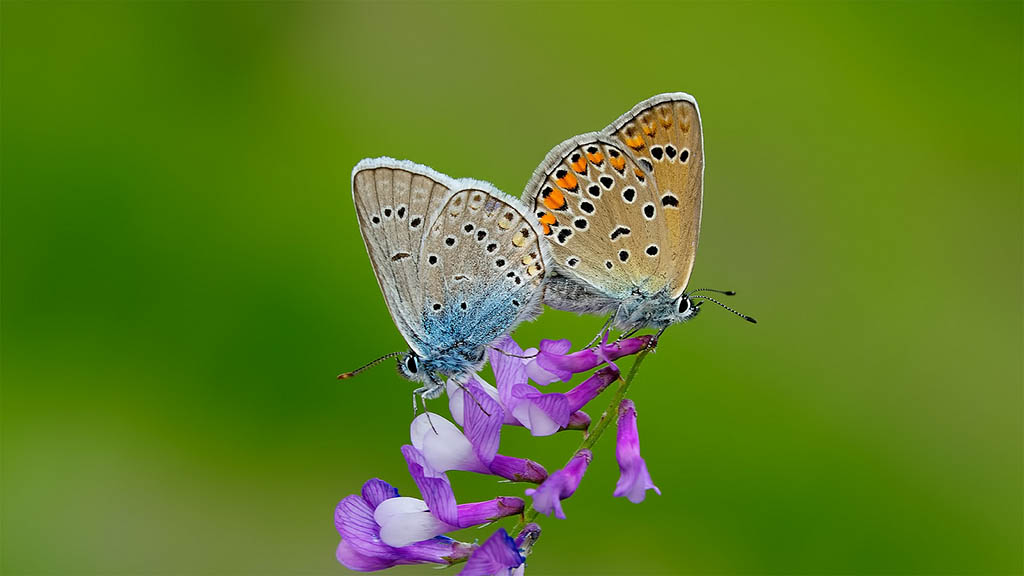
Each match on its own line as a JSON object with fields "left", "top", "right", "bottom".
{"left": 334, "top": 335, "right": 660, "bottom": 574}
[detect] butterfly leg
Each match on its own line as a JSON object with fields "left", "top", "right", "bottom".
{"left": 585, "top": 314, "right": 615, "bottom": 349}
{"left": 616, "top": 326, "right": 642, "bottom": 342}
{"left": 650, "top": 326, "right": 668, "bottom": 349}
{"left": 488, "top": 345, "right": 538, "bottom": 360}
{"left": 421, "top": 395, "right": 437, "bottom": 434}
{"left": 411, "top": 381, "right": 441, "bottom": 434}
{"left": 451, "top": 375, "right": 492, "bottom": 418}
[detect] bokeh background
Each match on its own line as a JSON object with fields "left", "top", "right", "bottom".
{"left": 3, "top": 1, "right": 1021, "bottom": 574}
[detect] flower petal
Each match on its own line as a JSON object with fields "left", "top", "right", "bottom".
{"left": 336, "top": 539, "right": 397, "bottom": 572}
{"left": 411, "top": 413, "right": 489, "bottom": 474}
{"left": 375, "top": 498, "right": 457, "bottom": 547}
{"left": 360, "top": 478, "right": 400, "bottom": 509}
{"left": 510, "top": 384, "right": 570, "bottom": 436}
{"left": 402, "top": 445, "right": 460, "bottom": 526}
{"left": 531, "top": 335, "right": 652, "bottom": 384}
{"left": 489, "top": 454, "right": 548, "bottom": 484}
{"left": 536, "top": 348, "right": 599, "bottom": 381}
{"left": 489, "top": 336, "right": 530, "bottom": 393}
{"left": 446, "top": 379, "right": 466, "bottom": 427}
{"left": 335, "top": 494, "right": 390, "bottom": 557}
{"left": 599, "top": 335, "right": 653, "bottom": 363}
{"left": 448, "top": 375, "right": 504, "bottom": 427}
{"left": 614, "top": 399, "right": 661, "bottom": 503}
{"left": 458, "top": 528, "right": 525, "bottom": 576}
{"left": 462, "top": 378, "right": 503, "bottom": 465}
{"left": 540, "top": 338, "right": 573, "bottom": 355}
{"left": 524, "top": 352, "right": 561, "bottom": 385}
{"left": 525, "top": 339, "right": 572, "bottom": 384}
{"left": 514, "top": 523, "right": 542, "bottom": 549}
{"left": 563, "top": 366, "right": 619, "bottom": 412}
{"left": 525, "top": 449, "right": 592, "bottom": 519}
{"left": 455, "top": 496, "right": 524, "bottom": 527}
{"left": 399, "top": 537, "right": 475, "bottom": 566}
{"left": 337, "top": 535, "right": 474, "bottom": 571}
{"left": 566, "top": 410, "right": 591, "bottom": 430}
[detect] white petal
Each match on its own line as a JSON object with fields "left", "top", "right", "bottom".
{"left": 513, "top": 401, "right": 561, "bottom": 437}
{"left": 410, "top": 412, "right": 448, "bottom": 450}
{"left": 446, "top": 381, "right": 465, "bottom": 426}
{"left": 467, "top": 375, "right": 502, "bottom": 403}
{"left": 420, "top": 420, "right": 489, "bottom": 474}
{"left": 373, "top": 496, "right": 428, "bottom": 526}
{"left": 376, "top": 503, "right": 453, "bottom": 547}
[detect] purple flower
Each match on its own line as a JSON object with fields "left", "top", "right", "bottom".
{"left": 409, "top": 411, "right": 546, "bottom": 483}
{"left": 564, "top": 366, "right": 620, "bottom": 412}
{"left": 334, "top": 478, "right": 475, "bottom": 571}
{"left": 484, "top": 338, "right": 616, "bottom": 436}
{"left": 525, "top": 449, "right": 593, "bottom": 519}
{"left": 530, "top": 334, "right": 653, "bottom": 384}
{"left": 402, "top": 445, "right": 524, "bottom": 530}
{"left": 335, "top": 333, "right": 658, "bottom": 572}
{"left": 447, "top": 374, "right": 520, "bottom": 427}
{"left": 614, "top": 399, "right": 661, "bottom": 503}
{"left": 458, "top": 528, "right": 525, "bottom": 576}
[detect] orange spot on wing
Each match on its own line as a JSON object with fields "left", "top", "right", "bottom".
{"left": 610, "top": 156, "right": 626, "bottom": 171}
{"left": 539, "top": 212, "right": 557, "bottom": 225}
{"left": 625, "top": 134, "right": 645, "bottom": 150}
{"left": 585, "top": 151, "right": 604, "bottom": 165}
{"left": 555, "top": 172, "right": 578, "bottom": 191}
{"left": 543, "top": 189, "right": 566, "bottom": 210}
{"left": 642, "top": 122, "right": 655, "bottom": 136}
{"left": 541, "top": 223, "right": 552, "bottom": 235}
{"left": 634, "top": 167, "right": 646, "bottom": 181}
{"left": 571, "top": 156, "right": 587, "bottom": 174}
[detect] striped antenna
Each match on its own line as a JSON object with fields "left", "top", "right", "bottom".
{"left": 691, "top": 295, "right": 757, "bottom": 324}
{"left": 338, "top": 351, "right": 404, "bottom": 379}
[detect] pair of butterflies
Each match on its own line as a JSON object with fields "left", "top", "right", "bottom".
{"left": 343, "top": 93, "right": 753, "bottom": 399}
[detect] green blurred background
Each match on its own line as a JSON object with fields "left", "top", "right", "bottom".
{"left": 3, "top": 1, "right": 1021, "bottom": 574}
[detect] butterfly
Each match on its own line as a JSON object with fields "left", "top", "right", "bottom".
{"left": 522, "top": 92, "right": 754, "bottom": 339}
{"left": 341, "top": 158, "right": 548, "bottom": 401}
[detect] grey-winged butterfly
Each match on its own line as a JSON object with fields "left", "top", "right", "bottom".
{"left": 341, "top": 158, "right": 547, "bottom": 401}
{"left": 522, "top": 93, "right": 754, "bottom": 338}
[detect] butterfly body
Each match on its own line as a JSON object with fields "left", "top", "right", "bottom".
{"left": 523, "top": 93, "right": 707, "bottom": 335}
{"left": 351, "top": 157, "right": 547, "bottom": 398}
{"left": 544, "top": 276, "right": 699, "bottom": 334}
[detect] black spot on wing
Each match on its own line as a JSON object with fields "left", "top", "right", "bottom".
{"left": 610, "top": 226, "right": 631, "bottom": 240}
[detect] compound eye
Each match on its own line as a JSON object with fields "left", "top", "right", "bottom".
{"left": 678, "top": 296, "right": 691, "bottom": 314}
{"left": 405, "top": 356, "right": 418, "bottom": 374}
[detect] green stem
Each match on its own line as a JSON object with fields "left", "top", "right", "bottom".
{"left": 509, "top": 346, "right": 653, "bottom": 535}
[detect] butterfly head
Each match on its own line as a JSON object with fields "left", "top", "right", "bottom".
{"left": 396, "top": 351, "right": 428, "bottom": 382}
{"left": 673, "top": 294, "right": 700, "bottom": 323}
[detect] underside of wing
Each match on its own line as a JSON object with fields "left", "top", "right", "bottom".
{"left": 351, "top": 158, "right": 455, "bottom": 355}
{"left": 605, "top": 93, "right": 704, "bottom": 297}
{"left": 522, "top": 133, "right": 672, "bottom": 300}
{"left": 419, "top": 185, "right": 547, "bottom": 359}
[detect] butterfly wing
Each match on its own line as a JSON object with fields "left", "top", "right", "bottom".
{"left": 351, "top": 158, "right": 457, "bottom": 355}
{"left": 522, "top": 134, "right": 673, "bottom": 300}
{"left": 522, "top": 93, "right": 703, "bottom": 303}
{"left": 418, "top": 184, "right": 547, "bottom": 363}
{"left": 606, "top": 93, "right": 704, "bottom": 298}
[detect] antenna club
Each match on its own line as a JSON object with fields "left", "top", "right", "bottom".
{"left": 745, "top": 316, "right": 757, "bottom": 324}
{"left": 338, "top": 372, "right": 355, "bottom": 379}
